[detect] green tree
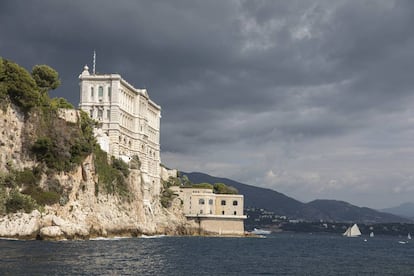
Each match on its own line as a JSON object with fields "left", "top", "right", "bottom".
{"left": 50, "top": 97, "right": 74, "bottom": 109}
{"left": 31, "top": 65, "right": 61, "bottom": 92}
{"left": 2, "top": 59, "right": 41, "bottom": 111}
{"left": 0, "top": 57, "right": 7, "bottom": 103}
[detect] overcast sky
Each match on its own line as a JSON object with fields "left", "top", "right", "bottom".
{"left": 1, "top": 0, "right": 414, "bottom": 209}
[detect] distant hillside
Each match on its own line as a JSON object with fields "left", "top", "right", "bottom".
{"left": 183, "top": 172, "right": 410, "bottom": 223}
{"left": 381, "top": 202, "right": 414, "bottom": 219}
{"left": 307, "top": 200, "right": 407, "bottom": 223}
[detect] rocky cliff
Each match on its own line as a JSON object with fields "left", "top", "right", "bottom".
{"left": 0, "top": 104, "right": 196, "bottom": 240}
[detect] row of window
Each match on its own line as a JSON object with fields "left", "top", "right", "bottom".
{"left": 90, "top": 108, "right": 110, "bottom": 121}
{"left": 198, "top": 199, "right": 238, "bottom": 206}
{"left": 197, "top": 210, "right": 238, "bottom": 215}
{"left": 91, "top": 86, "right": 111, "bottom": 100}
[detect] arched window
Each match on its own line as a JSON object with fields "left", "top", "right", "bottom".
{"left": 233, "top": 211, "right": 237, "bottom": 215}
{"left": 91, "top": 87, "right": 94, "bottom": 97}
{"left": 199, "top": 199, "right": 205, "bottom": 205}
{"left": 208, "top": 199, "right": 213, "bottom": 205}
{"left": 98, "top": 86, "right": 103, "bottom": 97}
{"left": 233, "top": 200, "right": 238, "bottom": 206}
{"left": 221, "top": 200, "right": 226, "bottom": 206}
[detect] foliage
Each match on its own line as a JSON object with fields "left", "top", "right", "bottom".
{"left": 0, "top": 186, "right": 6, "bottom": 215}
{"left": 50, "top": 97, "right": 74, "bottom": 109}
{"left": 30, "top": 110, "right": 96, "bottom": 172}
{"left": 93, "top": 145, "right": 130, "bottom": 198}
{"left": 180, "top": 175, "right": 192, "bottom": 187}
{"left": 162, "top": 176, "right": 182, "bottom": 188}
{"left": 111, "top": 157, "right": 130, "bottom": 177}
{"left": 0, "top": 173, "right": 17, "bottom": 188}
{"left": 1, "top": 58, "right": 41, "bottom": 112}
{"left": 213, "top": 182, "right": 239, "bottom": 194}
{"left": 192, "top": 183, "right": 214, "bottom": 190}
{"left": 160, "top": 188, "right": 176, "bottom": 208}
{"left": 15, "top": 168, "right": 41, "bottom": 186}
{"left": 0, "top": 57, "right": 8, "bottom": 108}
{"left": 5, "top": 190, "right": 39, "bottom": 213}
{"left": 31, "top": 64, "right": 60, "bottom": 92}
{"left": 22, "top": 185, "right": 60, "bottom": 206}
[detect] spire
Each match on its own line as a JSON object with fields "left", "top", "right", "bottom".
{"left": 93, "top": 50, "right": 96, "bottom": 75}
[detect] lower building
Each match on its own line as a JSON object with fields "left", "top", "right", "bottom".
{"left": 170, "top": 186, "right": 246, "bottom": 235}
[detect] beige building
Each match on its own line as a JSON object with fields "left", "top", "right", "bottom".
{"left": 170, "top": 186, "right": 246, "bottom": 235}
{"left": 78, "top": 65, "right": 161, "bottom": 200}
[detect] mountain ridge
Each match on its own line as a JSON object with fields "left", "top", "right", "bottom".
{"left": 381, "top": 202, "right": 414, "bottom": 219}
{"left": 183, "top": 172, "right": 411, "bottom": 223}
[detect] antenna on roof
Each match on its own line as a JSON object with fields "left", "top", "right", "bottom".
{"left": 92, "top": 50, "right": 96, "bottom": 75}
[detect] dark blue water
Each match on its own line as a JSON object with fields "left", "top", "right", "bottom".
{"left": 1, "top": 233, "right": 413, "bottom": 275}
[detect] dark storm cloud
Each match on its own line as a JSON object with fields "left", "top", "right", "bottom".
{"left": 2, "top": 0, "right": 414, "bottom": 207}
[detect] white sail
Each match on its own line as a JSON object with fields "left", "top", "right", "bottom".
{"left": 343, "top": 224, "right": 361, "bottom": 237}
{"left": 370, "top": 232, "right": 374, "bottom": 238}
{"left": 408, "top": 233, "right": 411, "bottom": 240}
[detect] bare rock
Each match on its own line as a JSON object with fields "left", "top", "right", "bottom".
{"left": 39, "top": 226, "right": 64, "bottom": 239}
{"left": 0, "top": 210, "right": 41, "bottom": 239}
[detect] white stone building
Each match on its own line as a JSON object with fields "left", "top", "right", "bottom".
{"left": 78, "top": 65, "right": 161, "bottom": 196}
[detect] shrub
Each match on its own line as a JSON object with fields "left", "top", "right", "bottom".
{"left": 213, "top": 183, "right": 238, "bottom": 194}
{"left": 15, "top": 168, "right": 41, "bottom": 187}
{"left": 192, "top": 183, "right": 214, "bottom": 190}
{"left": 111, "top": 157, "right": 130, "bottom": 177}
{"left": 160, "top": 188, "right": 176, "bottom": 208}
{"left": 5, "top": 190, "right": 38, "bottom": 213}
{"left": 22, "top": 186, "right": 60, "bottom": 206}
{"left": 93, "top": 146, "right": 130, "bottom": 198}
{"left": 50, "top": 97, "right": 74, "bottom": 109}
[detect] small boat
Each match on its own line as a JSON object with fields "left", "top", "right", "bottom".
{"left": 251, "top": 228, "right": 271, "bottom": 235}
{"left": 370, "top": 232, "right": 374, "bottom": 238}
{"left": 343, "top": 224, "right": 361, "bottom": 237}
{"left": 408, "top": 233, "right": 412, "bottom": 240}
{"left": 398, "top": 241, "right": 407, "bottom": 244}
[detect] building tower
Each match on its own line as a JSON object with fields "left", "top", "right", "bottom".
{"left": 78, "top": 65, "right": 162, "bottom": 197}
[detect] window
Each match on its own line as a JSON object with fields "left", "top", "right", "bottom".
{"left": 222, "top": 211, "right": 225, "bottom": 215}
{"left": 199, "top": 199, "right": 205, "bottom": 205}
{"left": 107, "top": 110, "right": 110, "bottom": 120}
{"left": 221, "top": 200, "right": 226, "bottom": 206}
{"left": 91, "top": 87, "right": 94, "bottom": 97}
{"left": 108, "top": 87, "right": 111, "bottom": 100}
{"left": 98, "top": 86, "right": 103, "bottom": 97}
{"left": 233, "top": 200, "right": 238, "bottom": 206}
{"left": 97, "top": 109, "right": 103, "bottom": 119}
{"left": 234, "top": 211, "right": 237, "bottom": 215}
{"left": 200, "top": 210, "right": 203, "bottom": 214}
{"left": 208, "top": 199, "right": 213, "bottom": 205}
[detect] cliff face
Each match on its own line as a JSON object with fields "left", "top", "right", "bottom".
{"left": 0, "top": 105, "right": 196, "bottom": 239}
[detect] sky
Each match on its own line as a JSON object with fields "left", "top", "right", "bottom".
{"left": 1, "top": 0, "right": 414, "bottom": 209}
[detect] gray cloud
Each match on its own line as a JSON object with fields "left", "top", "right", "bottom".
{"left": 2, "top": 0, "right": 414, "bottom": 208}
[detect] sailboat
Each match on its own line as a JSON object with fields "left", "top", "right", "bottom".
{"left": 370, "top": 232, "right": 374, "bottom": 238}
{"left": 343, "top": 224, "right": 361, "bottom": 237}
{"left": 408, "top": 233, "right": 411, "bottom": 240}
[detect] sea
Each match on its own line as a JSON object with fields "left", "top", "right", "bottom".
{"left": 0, "top": 233, "right": 413, "bottom": 275}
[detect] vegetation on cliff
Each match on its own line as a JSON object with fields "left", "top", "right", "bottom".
{"left": 0, "top": 57, "right": 131, "bottom": 215}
